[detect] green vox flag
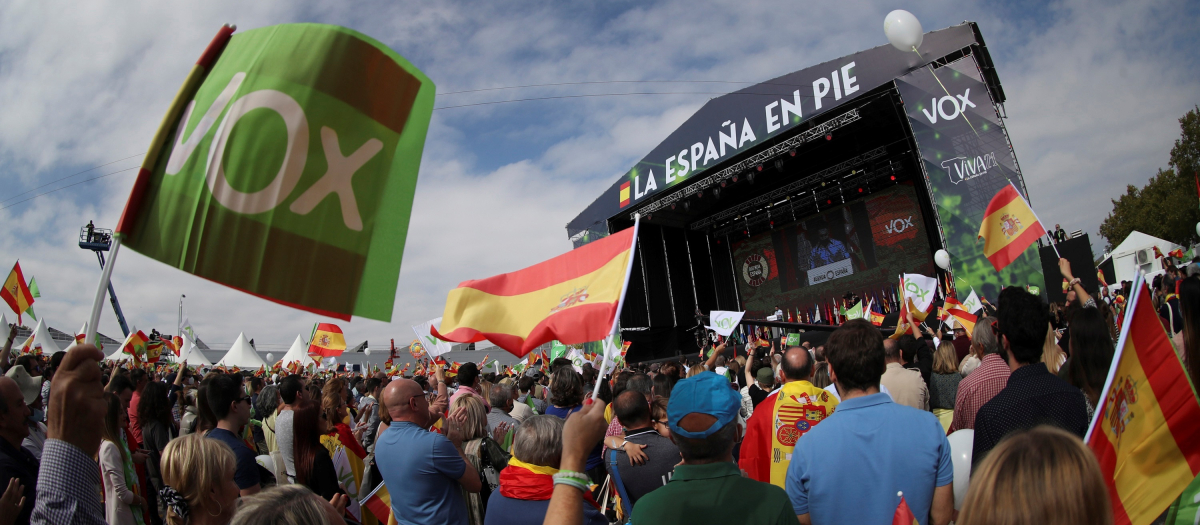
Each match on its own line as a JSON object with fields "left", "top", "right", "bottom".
{"left": 844, "top": 301, "right": 863, "bottom": 320}
{"left": 550, "top": 341, "right": 567, "bottom": 361}
{"left": 116, "top": 24, "right": 435, "bottom": 321}
{"left": 28, "top": 277, "right": 39, "bottom": 299}
{"left": 785, "top": 333, "right": 801, "bottom": 346}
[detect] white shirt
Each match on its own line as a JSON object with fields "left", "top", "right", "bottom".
{"left": 823, "top": 382, "right": 893, "bottom": 402}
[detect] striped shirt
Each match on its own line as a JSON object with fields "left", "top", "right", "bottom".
{"left": 949, "top": 354, "right": 1010, "bottom": 432}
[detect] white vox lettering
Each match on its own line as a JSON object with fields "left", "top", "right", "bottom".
{"left": 884, "top": 216, "right": 914, "bottom": 234}
{"left": 921, "top": 88, "right": 975, "bottom": 124}
{"left": 289, "top": 127, "right": 382, "bottom": 231}
{"left": 205, "top": 88, "right": 310, "bottom": 215}
{"left": 166, "top": 72, "right": 246, "bottom": 175}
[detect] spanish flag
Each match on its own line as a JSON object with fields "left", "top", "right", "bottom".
{"left": 945, "top": 306, "right": 977, "bottom": 338}
{"left": 433, "top": 221, "right": 639, "bottom": 358}
{"left": 308, "top": 323, "right": 347, "bottom": 357}
{"left": 1, "top": 262, "right": 35, "bottom": 325}
{"left": 121, "top": 331, "right": 150, "bottom": 364}
{"left": 1087, "top": 279, "right": 1200, "bottom": 525}
{"left": 360, "top": 481, "right": 394, "bottom": 525}
{"left": 977, "top": 184, "right": 1045, "bottom": 272}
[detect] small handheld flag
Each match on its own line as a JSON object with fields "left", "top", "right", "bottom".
{"left": 308, "top": 323, "right": 347, "bottom": 357}
{"left": 977, "top": 184, "right": 1047, "bottom": 271}
{"left": 1, "top": 262, "right": 35, "bottom": 325}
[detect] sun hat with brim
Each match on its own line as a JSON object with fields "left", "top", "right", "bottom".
{"left": 5, "top": 365, "right": 43, "bottom": 405}
{"left": 667, "top": 371, "right": 741, "bottom": 439}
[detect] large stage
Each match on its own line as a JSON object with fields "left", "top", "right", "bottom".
{"left": 567, "top": 23, "right": 1047, "bottom": 362}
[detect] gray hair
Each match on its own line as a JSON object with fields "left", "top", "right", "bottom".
{"left": 488, "top": 384, "right": 511, "bottom": 409}
{"left": 255, "top": 385, "right": 280, "bottom": 419}
{"left": 230, "top": 485, "right": 333, "bottom": 525}
{"left": 973, "top": 316, "right": 999, "bottom": 355}
{"left": 511, "top": 415, "right": 564, "bottom": 468}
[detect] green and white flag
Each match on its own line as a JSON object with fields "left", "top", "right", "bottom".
{"left": 843, "top": 301, "right": 863, "bottom": 320}
{"left": 550, "top": 340, "right": 568, "bottom": 361}
{"left": 116, "top": 24, "right": 435, "bottom": 322}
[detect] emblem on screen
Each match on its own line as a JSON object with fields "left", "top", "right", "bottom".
{"left": 1000, "top": 214, "right": 1022, "bottom": 240}
{"left": 742, "top": 254, "right": 769, "bottom": 287}
{"left": 940, "top": 151, "right": 998, "bottom": 184}
{"left": 551, "top": 287, "right": 590, "bottom": 313}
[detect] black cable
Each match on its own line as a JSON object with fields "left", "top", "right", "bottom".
{"left": 0, "top": 153, "right": 143, "bottom": 205}
{"left": 0, "top": 166, "right": 139, "bottom": 211}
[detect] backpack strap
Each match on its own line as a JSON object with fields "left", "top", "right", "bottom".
{"left": 607, "top": 448, "right": 634, "bottom": 519}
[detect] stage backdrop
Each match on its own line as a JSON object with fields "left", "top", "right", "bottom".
{"left": 731, "top": 184, "right": 936, "bottom": 318}
{"left": 895, "top": 55, "right": 1046, "bottom": 302}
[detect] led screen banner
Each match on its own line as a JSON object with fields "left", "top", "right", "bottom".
{"left": 895, "top": 55, "right": 1045, "bottom": 301}
{"left": 731, "top": 184, "right": 936, "bottom": 318}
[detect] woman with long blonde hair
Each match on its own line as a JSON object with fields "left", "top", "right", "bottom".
{"left": 958, "top": 426, "right": 1111, "bottom": 525}
{"left": 159, "top": 433, "right": 241, "bottom": 525}
{"left": 929, "top": 340, "right": 961, "bottom": 431}
{"left": 1041, "top": 322, "right": 1066, "bottom": 374}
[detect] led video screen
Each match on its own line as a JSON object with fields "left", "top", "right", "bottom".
{"left": 731, "top": 183, "right": 937, "bottom": 318}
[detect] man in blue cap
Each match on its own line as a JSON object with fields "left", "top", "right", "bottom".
{"left": 630, "top": 372, "right": 796, "bottom": 524}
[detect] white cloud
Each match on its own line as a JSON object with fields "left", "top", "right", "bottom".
{"left": 1, "top": 0, "right": 1196, "bottom": 349}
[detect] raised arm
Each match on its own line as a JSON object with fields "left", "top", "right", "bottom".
{"left": 1059, "top": 258, "right": 1094, "bottom": 307}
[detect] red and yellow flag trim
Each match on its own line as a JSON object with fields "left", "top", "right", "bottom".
{"left": 977, "top": 184, "right": 1045, "bottom": 272}
{"left": 434, "top": 222, "right": 638, "bottom": 357}
{"left": 308, "top": 323, "right": 347, "bottom": 357}
{"left": 1087, "top": 280, "right": 1200, "bottom": 525}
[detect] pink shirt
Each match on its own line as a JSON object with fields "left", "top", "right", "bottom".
{"left": 449, "top": 385, "right": 490, "bottom": 412}
{"left": 949, "top": 354, "right": 1011, "bottom": 432}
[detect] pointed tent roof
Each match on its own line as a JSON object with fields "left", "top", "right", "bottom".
{"left": 278, "top": 335, "right": 312, "bottom": 367}
{"left": 216, "top": 332, "right": 267, "bottom": 369}
{"left": 27, "top": 318, "right": 61, "bottom": 355}
{"left": 1110, "top": 231, "right": 1180, "bottom": 257}
{"left": 179, "top": 333, "right": 212, "bottom": 366}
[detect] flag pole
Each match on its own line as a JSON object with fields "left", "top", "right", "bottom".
{"left": 1009, "top": 180, "right": 1060, "bottom": 259}
{"left": 85, "top": 237, "right": 121, "bottom": 344}
{"left": 1084, "top": 270, "right": 1142, "bottom": 443}
{"left": 593, "top": 214, "right": 641, "bottom": 401}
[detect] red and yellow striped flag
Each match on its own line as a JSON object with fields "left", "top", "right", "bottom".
{"left": 1, "top": 262, "right": 35, "bottom": 325}
{"left": 308, "top": 323, "right": 347, "bottom": 357}
{"left": 977, "top": 184, "right": 1046, "bottom": 272}
{"left": 1087, "top": 280, "right": 1200, "bottom": 525}
{"left": 433, "top": 223, "right": 638, "bottom": 357}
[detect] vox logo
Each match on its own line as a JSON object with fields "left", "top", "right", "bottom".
{"left": 165, "top": 72, "right": 384, "bottom": 231}
{"left": 920, "top": 88, "right": 976, "bottom": 124}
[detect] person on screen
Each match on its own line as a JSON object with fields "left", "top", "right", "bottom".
{"left": 808, "top": 227, "right": 850, "bottom": 269}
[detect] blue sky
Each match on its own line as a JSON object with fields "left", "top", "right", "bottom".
{"left": 1, "top": 0, "right": 1197, "bottom": 353}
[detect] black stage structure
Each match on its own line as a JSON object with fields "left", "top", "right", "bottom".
{"left": 568, "top": 23, "right": 1045, "bottom": 362}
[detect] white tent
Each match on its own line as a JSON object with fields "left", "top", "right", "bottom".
{"left": 180, "top": 333, "right": 213, "bottom": 366}
{"left": 104, "top": 329, "right": 136, "bottom": 363}
{"left": 24, "top": 318, "right": 61, "bottom": 356}
{"left": 215, "top": 332, "right": 267, "bottom": 369}
{"left": 1105, "top": 231, "right": 1182, "bottom": 284}
{"left": 277, "top": 334, "right": 313, "bottom": 368}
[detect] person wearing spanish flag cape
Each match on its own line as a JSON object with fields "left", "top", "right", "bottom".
{"left": 739, "top": 345, "right": 838, "bottom": 487}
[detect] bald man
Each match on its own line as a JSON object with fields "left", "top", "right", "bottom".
{"left": 739, "top": 347, "right": 839, "bottom": 487}
{"left": 375, "top": 379, "right": 481, "bottom": 525}
{"left": 0, "top": 376, "right": 35, "bottom": 523}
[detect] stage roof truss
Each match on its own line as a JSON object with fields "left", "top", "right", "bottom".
{"left": 692, "top": 146, "right": 888, "bottom": 230}
{"left": 634, "top": 107, "right": 863, "bottom": 217}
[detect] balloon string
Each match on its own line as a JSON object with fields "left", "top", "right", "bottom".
{"left": 913, "top": 46, "right": 980, "bottom": 137}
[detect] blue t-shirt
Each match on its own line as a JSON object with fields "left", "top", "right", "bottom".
{"left": 785, "top": 393, "right": 952, "bottom": 525}
{"left": 483, "top": 493, "right": 607, "bottom": 525}
{"left": 207, "top": 428, "right": 260, "bottom": 490}
{"left": 544, "top": 405, "right": 603, "bottom": 471}
{"left": 376, "top": 421, "right": 469, "bottom": 525}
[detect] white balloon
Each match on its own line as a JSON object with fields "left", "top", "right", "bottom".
{"left": 884, "top": 10, "right": 924, "bottom": 52}
{"left": 1195, "top": 222, "right": 1199, "bottom": 237}
{"left": 934, "top": 249, "right": 951, "bottom": 270}
{"left": 266, "top": 353, "right": 274, "bottom": 362}
{"left": 364, "top": 347, "right": 372, "bottom": 356}
{"left": 947, "top": 429, "right": 974, "bottom": 510}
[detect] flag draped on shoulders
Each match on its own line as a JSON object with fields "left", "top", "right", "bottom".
{"left": 977, "top": 184, "right": 1045, "bottom": 271}
{"left": 1087, "top": 279, "right": 1200, "bottom": 525}
{"left": 739, "top": 381, "right": 839, "bottom": 487}
{"left": 114, "top": 23, "right": 436, "bottom": 322}
{"left": 433, "top": 222, "right": 638, "bottom": 358}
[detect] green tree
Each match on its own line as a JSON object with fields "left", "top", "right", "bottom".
{"left": 1100, "top": 106, "right": 1200, "bottom": 251}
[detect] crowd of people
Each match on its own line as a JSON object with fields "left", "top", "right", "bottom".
{"left": 0, "top": 255, "right": 1195, "bottom": 525}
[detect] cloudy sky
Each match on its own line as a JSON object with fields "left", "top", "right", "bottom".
{"left": 1, "top": 0, "right": 1197, "bottom": 353}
